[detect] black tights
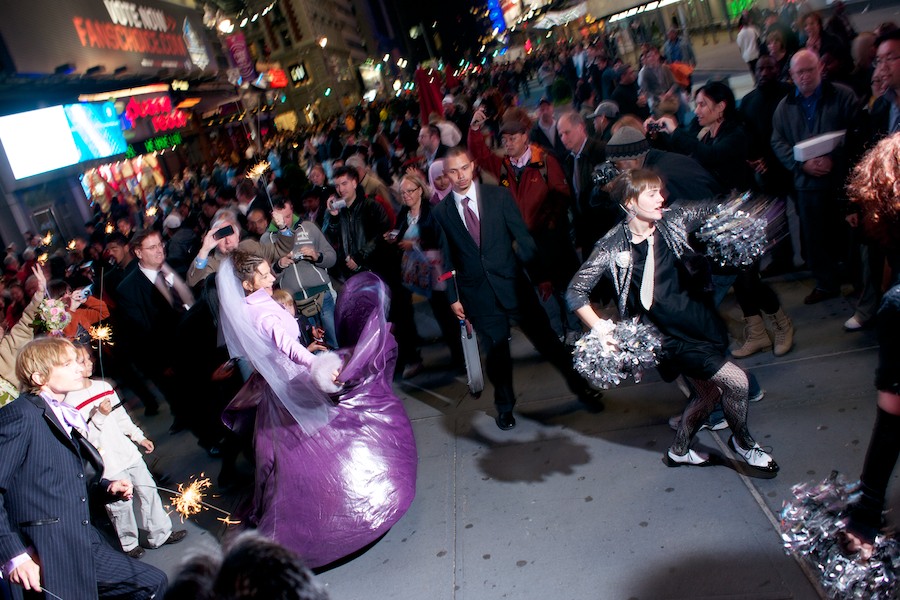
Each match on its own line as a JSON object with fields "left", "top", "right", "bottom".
{"left": 672, "top": 362, "right": 753, "bottom": 455}
{"left": 849, "top": 407, "right": 900, "bottom": 540}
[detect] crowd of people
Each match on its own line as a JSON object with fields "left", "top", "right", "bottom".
{"left": 0, "top": 2, "right": 899, "bottom": 597}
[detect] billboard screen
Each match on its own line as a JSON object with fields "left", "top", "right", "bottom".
{"left": 0, "top": 102, "right": 126, "bottom": 180}
{"left": 0, "top": 0, "right": 214, "bottom": 76}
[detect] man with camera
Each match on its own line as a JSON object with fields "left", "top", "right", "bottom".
{"left": 324, "top": 166, "right": 421, "bottom": 376}
{"left": 270, "top": 208, "right": 339, "bottom": 350}
{"left": 187, "top": 209, "right": 293, "bottom": 290}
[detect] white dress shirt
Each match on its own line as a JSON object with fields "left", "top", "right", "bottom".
{"left": 453, "top": 186, "right": 480, "bottom": 225}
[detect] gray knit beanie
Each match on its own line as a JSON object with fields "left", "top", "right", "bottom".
{"left": 606, "top": 127, "right": 650, "bottom": 161}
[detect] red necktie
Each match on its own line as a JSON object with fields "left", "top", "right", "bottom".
{"left": 463, "top": 197, "right": 480, "bottom": 247}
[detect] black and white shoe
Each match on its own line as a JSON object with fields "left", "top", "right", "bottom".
{"left": 728, "top": 436, "right": 779, "bottom": 473}
{"left": 664, "top": 448, "right": 711, "bottom": 467}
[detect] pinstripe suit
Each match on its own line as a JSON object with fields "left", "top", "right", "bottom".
{"left": 0, "top": 394, "right": 166, "bottom": 600}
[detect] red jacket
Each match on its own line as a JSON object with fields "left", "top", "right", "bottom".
{"left": 467, "top": 129, "right": 572, "bottom": 233}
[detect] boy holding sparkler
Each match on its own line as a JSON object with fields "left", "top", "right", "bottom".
{"left": 0, "top": 337, "right": 167, "bottom": 599}
{"left": 66, "top": 343, "right": 186, "bottom": 559}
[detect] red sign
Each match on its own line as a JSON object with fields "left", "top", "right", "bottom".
{"left": 268, "top": 68, "right": 288, "bottom": 89}
{"left": 123, "top": 94, "right": 189, "bottom": 134}
{"left": 72, "top": 16, "right": 187, "bottom": 56}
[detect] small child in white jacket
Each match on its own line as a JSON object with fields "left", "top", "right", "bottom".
{"left": 65, "top": 344, "right": 186, "bottom": 559}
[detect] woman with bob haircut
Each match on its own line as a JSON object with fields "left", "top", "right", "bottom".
{"left": 566, "top": 168, "right": 779, "bottom": 472}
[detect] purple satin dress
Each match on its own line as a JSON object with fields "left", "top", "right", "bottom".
{"left": 231, "top": 273, "right": 418, "bottom": 568}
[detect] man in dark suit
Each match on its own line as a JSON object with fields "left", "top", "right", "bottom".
{"left": 418, "top": 124, "right": 449, "bottom": 172}
{"left": 433, "top": 147, "right": 602, "bottom": 430}
{"left": 116, "top": 229, "right": 194, "bottom": 434}
{"left": 0, "top": 337, "right": 166, "bottom": 599}
{"left": 558, "top": 111, "right": 617, "bottom": 251}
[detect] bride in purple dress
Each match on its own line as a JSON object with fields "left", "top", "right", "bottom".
{"left": 217, "top": 250, "right": 418, "bottom": 568}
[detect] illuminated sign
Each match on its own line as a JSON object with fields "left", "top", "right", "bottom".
{"left": 268, "top": 68, "right": 288, "bottom": 89}
{"left": 124, "top": 131, "right": 183, "bottom": 158}
{"left": 0, "top": 0, "right": 213, "bottom": 76}
{"left": 288, "top": 62, "right": 309, "bottom": 85}
{"left": 0, "top": 102, "right": 127, "bottom": 180}
{"left": 119, "top": 93, "right": 189, "bottom": 137}
{"left": 171, "top": 80, "right": 189, "bottom": 91}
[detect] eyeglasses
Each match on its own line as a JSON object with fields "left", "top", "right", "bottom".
{"left": 140, "top": 243, "right": 164, "bottom": 251}
{"left": 873, "top": 55, "right": 900, "bottom": 69}
{"left": 400, "top": 187, "right": 420, "bottom": 196}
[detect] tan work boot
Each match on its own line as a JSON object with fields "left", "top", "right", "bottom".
{"left": 766, "top": 308, "right": 794, "bottom": 357}
{"left": 732, "top": 315, "right": 771, "bottom": 358}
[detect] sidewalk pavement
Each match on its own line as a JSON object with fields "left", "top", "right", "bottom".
{"left": 132, "top": 269, "right": 888, "bottom": 600}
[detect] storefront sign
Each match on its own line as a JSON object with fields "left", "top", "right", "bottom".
{"left": 268, "top": 68, "right": 288, "bottom": 89}
{"left": 288, "top": 62, "right": 309, "bottom": 85}
{"left": 124, "top": 131, "right": 183, "bottom": 158}
{"left": 123, "top": 95, "right": 189, "bottom": 132}
{"left": 116, "top": 92, "right": 189, "bottom": 144}
{"left": 0, "top": 0, "right": 213, "bottom": 76}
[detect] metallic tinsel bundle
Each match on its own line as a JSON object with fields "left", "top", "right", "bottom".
{"left": 780, "top": 472, "right": 900, "bottom": 599}
{"left": 572, "top": 318, "right": 662, "bottom": 389}
{"left": 695, "top": 194, "right": 769, "bottom": 268}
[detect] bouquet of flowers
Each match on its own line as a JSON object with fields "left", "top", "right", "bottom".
{"left": 32, "top": 298, "right": 72, "bottom": 336}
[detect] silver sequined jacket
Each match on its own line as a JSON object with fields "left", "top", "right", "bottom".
{"left": 566, "top": 203, "right": 718, "bottom": 319}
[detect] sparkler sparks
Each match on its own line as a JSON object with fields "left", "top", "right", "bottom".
{"left": 139, "top": 475, "right": 239, "bottom": 525}
{"left": 89, "top": 324, "right": 114, "bottom": 346}
{"left": 145, "top": 206, "right": 158, "bottom": 218}
{"left": 105, "top": 222, "right": 115, "bottom": 234}
{"left": 66, "top": 239, "right": 77, "bottom": 251}
{"left": 37, "top": 253, "right": 49, "bottom": 265}
{"left": 171, "top": 476, "right": 211, "bottom": 519}
{"left": 247, "top": 160, "right": 270, "bottom": 181}
{"left": 41, "top": 231, "right": 53, "bottom": 246}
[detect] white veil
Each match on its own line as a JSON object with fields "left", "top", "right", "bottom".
{"left": 217, "top": 258, "right": 337, "bottom": 436}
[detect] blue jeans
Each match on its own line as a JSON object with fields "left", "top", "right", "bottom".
{"left": 320, "top": 287, "right": 338, "bottom": 349}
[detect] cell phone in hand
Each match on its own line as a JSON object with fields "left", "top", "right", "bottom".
{"left": 213, "top": 225, "right": 235, "bottom": 240}
{"left": 75, "top": 285, "right": 92, "bottom": 302}
{"left": 388, "top": 229, "right": 400, "bottom": 240}
{"left": 331, "top": 199, "right": 347, "bottom": 211}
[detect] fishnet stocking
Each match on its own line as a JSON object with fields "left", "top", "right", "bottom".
{"left": 671, "top": 362, "right": 752, "bottom": 455}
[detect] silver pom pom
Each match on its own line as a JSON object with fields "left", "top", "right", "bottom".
{"left": 696, "top": 194, "right": 770, "bottom": 268}
{"left": 780, "top": 472, "right": 900, "bottom": 599}
{"left": 572, "top": 318, "right": 662, "bottom": 389}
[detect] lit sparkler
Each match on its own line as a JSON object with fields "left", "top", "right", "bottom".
{"left": 145, "top": 205, "right": 158, "bottom": 218}
{"left": 66, "top": 239, "right": 77, "bottom": 251}
{"left": 140, "top": 475, "right": 239, "bottom": 525}
{"left": 105, "top": 222, "right": 115, "bottom": 234}
{"left": 247, "top": 160, "right": 270, "bottom": 182}
{"left": 41, "top": 231, "right": 53, "bottom": 246}
{"left": 89, "top": 324, "right": 114, "bottom": 346}
{"left": 37, "top": 253, "right": 49, "bottom": 265}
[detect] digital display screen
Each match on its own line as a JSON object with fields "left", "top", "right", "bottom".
{"left": 0, "top": 101, "right": 126, "bottom": 180}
